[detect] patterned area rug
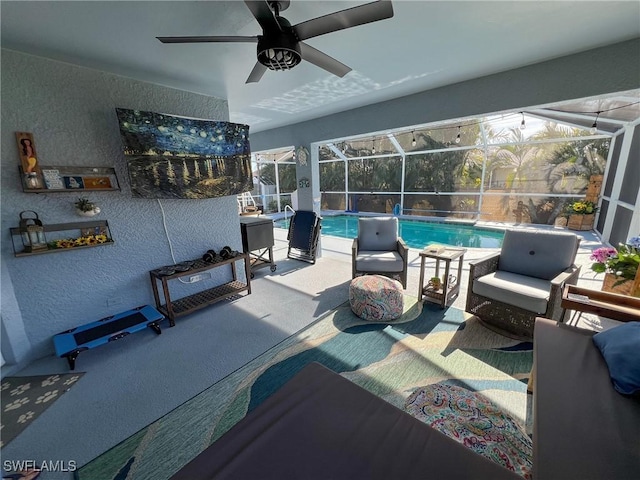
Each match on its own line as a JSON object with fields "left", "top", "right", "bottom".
{"left": 1, "top": 373, "right": 84, "bottom": 448}
{"left": 77, "top": 297, "right": 532, "bottom": 480}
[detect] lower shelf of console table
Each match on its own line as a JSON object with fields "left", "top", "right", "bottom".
{"left": 149, "top": 253, "right": 251, "bottom": 327}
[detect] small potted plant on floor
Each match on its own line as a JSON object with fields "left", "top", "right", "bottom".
{"left": 75, "top": 197, "right": 100, "bottom": 217}
{"left": 566, "top": 200, "right": 598, "bottom": 231}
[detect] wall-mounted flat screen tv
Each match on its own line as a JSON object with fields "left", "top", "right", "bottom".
{"left": 116, "top": 108, "right": 252, "bottom": 199}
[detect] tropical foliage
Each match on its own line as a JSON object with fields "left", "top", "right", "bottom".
{"left": 317, "top": 118, "right": 609, "bottom": 223}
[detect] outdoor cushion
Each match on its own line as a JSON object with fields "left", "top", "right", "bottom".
{"left": 473, "top": 271, "right": 551, "bottom": 314}
{"left": 355, "top": 250, "right": 404, "bottom": 273}
{"left": 498, "top": 230, "right": 578, "bottom": 280}
{"left": 349, "top": 275, "right": 404, "bottom": 322}
{"left": 592, "top": 322, "right": 640, "bottom": 395}
{"left": 405, "top": 383, "right": 532, "bottom": 479}
{"left": 358, "top": 217, "right": 398, "bottom": 251}
{"left": 534, "top": 318, "right": 640, "bottom": 480}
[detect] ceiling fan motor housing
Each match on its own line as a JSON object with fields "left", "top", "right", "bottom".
{"left": 257, "top": 22, "right": 301, "bottom": 71}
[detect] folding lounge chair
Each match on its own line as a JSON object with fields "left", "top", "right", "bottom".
{"left": 287, "top": 210, "right": 322, "bottom": 264}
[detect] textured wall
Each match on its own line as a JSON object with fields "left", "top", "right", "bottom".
{"left": 1, "top": 50, "right": 241, "bottom": 365}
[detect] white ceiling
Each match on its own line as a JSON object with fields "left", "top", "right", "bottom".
{"left": 2, "top": 1, "right": 639, "bottom": 133}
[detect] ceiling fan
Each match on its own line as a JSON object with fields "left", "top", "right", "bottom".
{"left": 157, "top": 0, "right": 394, "bottom": 84}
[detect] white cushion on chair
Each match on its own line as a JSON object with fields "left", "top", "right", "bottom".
{"left": 473, "top": 271, "right": 551, "bottom": 314}
{"left": 355, "top": 251, "right": 404, "bottom": 273}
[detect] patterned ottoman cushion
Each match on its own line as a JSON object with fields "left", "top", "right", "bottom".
{"left": 405, "top": 383, "right": 532, "bottom": 479}
{"left": 349, "top": 275, "right": 404, "bottom": 322}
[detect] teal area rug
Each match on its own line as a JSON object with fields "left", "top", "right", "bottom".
{"left": 76, "top": 297, "right": 532, "bottom": 480}
{"left": 1, "top": 373, "right": 84, "bottom": 448}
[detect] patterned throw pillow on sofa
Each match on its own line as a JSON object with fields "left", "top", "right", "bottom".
{"left": 405, "top": 383, "right": 532, "bottom": 479}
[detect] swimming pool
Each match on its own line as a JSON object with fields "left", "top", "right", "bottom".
{"left": 277, "top": 215, "right": 504, "bottom": 249}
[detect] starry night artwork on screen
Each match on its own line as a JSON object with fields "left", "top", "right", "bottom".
{"left": 116, "top": 108, "right": 252, "bottom": 199}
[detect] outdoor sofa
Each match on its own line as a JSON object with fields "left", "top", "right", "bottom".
{"left": 533, "top": 316, "right": 640, "bottom": 479}
{"left": 171, "top": 313, "right": 640, "bottom": 479}
{"left": 172, "top": 362, "right": 520, "bottom": 479}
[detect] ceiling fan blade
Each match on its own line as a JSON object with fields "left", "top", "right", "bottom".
{"left": 246, "top": 62, "right": 268, "bottom": 83}
{"left": 299, "top": 42, "right": 351, "bottom": 78}
{"left": 244, "top": 1, "right": 282, "bottom": 32}
{"left": 293, "top": 0, "right": 394, "bottom": 41}
{"left": 157, "top": 36, "right": 259, "bottom": 44}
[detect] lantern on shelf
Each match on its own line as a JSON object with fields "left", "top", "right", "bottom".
{"left": 19, "top": 210, "right": 47, "bottom": 252}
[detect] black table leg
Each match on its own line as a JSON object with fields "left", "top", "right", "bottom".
{"left": 148, "top": 321, "right": 162, "bottom": 335}
{"left": 65, "top": 350, "right": 81, "bottom": 370}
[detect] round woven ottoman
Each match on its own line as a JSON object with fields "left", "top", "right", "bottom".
{"left": 349, "top": 275, "right": 404, "bottom": 322}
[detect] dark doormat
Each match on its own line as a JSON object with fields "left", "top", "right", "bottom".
{"left": 1, "top": 373, "right": 84, "bottom": 448}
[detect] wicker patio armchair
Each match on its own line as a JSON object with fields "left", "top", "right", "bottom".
{"left": 465, "top": 229, "right": 581, "bottom": 341}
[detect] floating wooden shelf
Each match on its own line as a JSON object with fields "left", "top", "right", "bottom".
{"left": 19, "top": 165, "right": 120, "bottom": 193}
{"left": 9, "top": 220, "right": 114, "bottom": 257}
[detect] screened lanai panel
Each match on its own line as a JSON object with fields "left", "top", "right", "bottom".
{"left": 348, "top": 156, "right": 402, "bottom": 191}
{"left": 404, "top": 150, "right": 479, "bottom": 193}
{"left": 484, "top": 116, "right": 592, "bottom": 144}
{"left": 619, "top": 125, "right": 639, "bottom": 205}
{"left": 319, "top": 145, "right": 340, "bottom": 161}
{"left": 349, "top": 193, "right": 401, "bottom": 214}
{"left": 596, "top": 199, "right": 609, "bottom": 233}
{"left": 257, "top": 148, "right": 293, "bottom": 163}
{"left": 483, "top": 139, "right": 607, "bottom": 194}
{"left": 319, "top": 160, "right": 345, "bottom": 192}
{"left": 610, "top": 206, "right": 633, "bottom": 246}
{"left": 479, "top": 195, "right": 581, "bottom": 224}
{"left": 341, "top": 136, "right": 397, "bottom": 158}
{"left": 402, "top": 193, "right": 476, "bottom": 217}
{"left": 396, "top": 123, "right": 481, "bottom": 153}
{"left": 322, "top": 193, "right": 346, "bottom": 211}
{"left": 603, "top": 134, "right": 622, "bottom": 197}
{"left": 320, "top": 161, "right": 345, "bottom": 191}
{"left": 277, "top": 163, "right": 297, "bottom": 193}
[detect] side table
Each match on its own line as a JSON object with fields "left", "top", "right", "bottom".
{"left": 418, "top": 247, "right": 466, "bottom": 308}
{"left": 150, "top": 253, "right": 251, "bottom": 327}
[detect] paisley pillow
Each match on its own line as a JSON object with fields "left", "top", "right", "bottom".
{"left": 405, "top": 383, "right": 532, "bottom": 479}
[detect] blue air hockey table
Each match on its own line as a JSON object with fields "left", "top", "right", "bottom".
{"left": 53, "top": 305, "right": 164, "bottom": 370}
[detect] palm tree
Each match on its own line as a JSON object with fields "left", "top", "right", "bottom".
{"left": 490, "top": 127, "right": 545, "bottom": 190}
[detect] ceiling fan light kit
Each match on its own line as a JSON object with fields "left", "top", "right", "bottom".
{"left": 257, "top": 30, "right": 302, "bottom": 71}
{"left": 157, "top": 0, "right": 394, "bottom": 83}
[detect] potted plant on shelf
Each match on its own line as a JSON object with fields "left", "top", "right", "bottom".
{"left": 74, "top": 197, "right": 100, "bottom": 217}
{"left": 428, "top": 276, "right": 442, "bottom": 290}
{"left": 590, "top": 236, "right": 640, "bottom": 296}
{"left": 566, "top": 200, "right": 598, "bottom": 231}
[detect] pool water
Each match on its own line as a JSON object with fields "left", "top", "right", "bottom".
{"left": 277, "top": 215, "right": 504, "bottom": 249}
